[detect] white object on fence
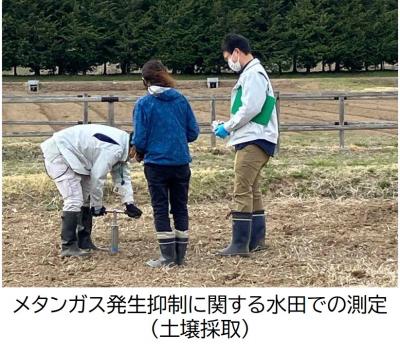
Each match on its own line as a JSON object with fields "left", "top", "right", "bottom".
{"left": 207, "top": 77, "right": 219, "bottom": 88}
{"left": 27, "top": 80, "right": 39, "bottom": 93}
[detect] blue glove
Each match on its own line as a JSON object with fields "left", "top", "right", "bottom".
{"left": 214, "top": 124, "right": 230, "bottom": 139}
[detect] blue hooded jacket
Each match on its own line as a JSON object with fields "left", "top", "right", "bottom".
{"left": 132, "top": 88, "right": 200, "bottom": 165}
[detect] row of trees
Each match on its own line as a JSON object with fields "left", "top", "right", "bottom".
{"left": 2, "top": 0, "right": 398, "bottom": 75}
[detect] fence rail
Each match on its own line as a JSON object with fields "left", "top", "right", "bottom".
{"left": 2, "top": 91, "right": 397, "bottom": 149}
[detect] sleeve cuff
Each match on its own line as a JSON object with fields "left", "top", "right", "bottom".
{"left": 224, "top": 120, "right": 234, "bottom": 132}
{"left": 121, "top": 194, "right": 134, "bottom": 204}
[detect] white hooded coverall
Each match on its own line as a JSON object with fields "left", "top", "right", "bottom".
{"left": 40, "top": 124, "right": 134, "bottom": 211}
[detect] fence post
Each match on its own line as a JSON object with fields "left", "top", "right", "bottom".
{"left": 82, "top": 93, "right": 89, "bottom": 124}
{"left": 107, "top": 96, "right": 115, "bottom": 126}
{"left": 339, "top": 96, "right": 345, "bottom": 148}
{"left": 275, "top": 91, "right": 280, "bottom": 155}
{"left": 210, "top": 96, "right": 216, "bottom": 147}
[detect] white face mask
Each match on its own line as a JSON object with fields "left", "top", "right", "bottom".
{"left": 228, "top": 51, "right": 242, "bottom": 72}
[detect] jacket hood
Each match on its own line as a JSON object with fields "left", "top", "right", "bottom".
{"left": 151, "top": 88, "right": 181, "bottom": 101}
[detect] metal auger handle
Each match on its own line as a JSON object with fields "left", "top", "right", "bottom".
{"left": 105, "top": 209, "right": 125, "bottom": 214}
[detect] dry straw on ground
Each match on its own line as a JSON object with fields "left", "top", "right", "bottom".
{"left": 2, "top": 198, "right": 397, "bottom": 287}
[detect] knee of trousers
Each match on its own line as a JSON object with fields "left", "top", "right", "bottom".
{"left": 62, "top": 190, "right": 84, "bottom": 212}
{"left": 170, "top": 208, "right": 188, "bottom": 216}
{"left": 153, "top": 208, "right": 170, "bottom": 218}
{"left": 234, "top": 183, "right": 253, "bottom": 204}
{"left": 233, "top": 190, "right": 253, "bottom": 209}
{"left": 54, "top": 171, "right": 84, "bottom": 212}
{"left": 63, "top": 201, "right": 84, "bottom": 212}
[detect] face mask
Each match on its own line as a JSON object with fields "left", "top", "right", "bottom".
{"left": 228, "top": 51, "right": 242, "bottom": 72}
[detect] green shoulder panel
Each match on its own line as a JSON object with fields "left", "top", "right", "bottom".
{"left": 231, "top": 86, "right": 275, "bottom": 126}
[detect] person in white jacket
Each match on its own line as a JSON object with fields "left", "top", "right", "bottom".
{"left": 41, "top": 124, "right": 142, "bottom": 257}
{"left": 214, "top": 33, "right": 279, "bottom": 257}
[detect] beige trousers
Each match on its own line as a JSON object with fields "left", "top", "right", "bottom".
{"left": 233, "top": 144, "right": 270, "bottom": 213}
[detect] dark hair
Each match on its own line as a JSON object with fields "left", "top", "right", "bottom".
{"left": 221, "top": 33, "right": 251, "bottom": 55}
{"left": 141, "top": 59, "right": 175, "bottom": 88}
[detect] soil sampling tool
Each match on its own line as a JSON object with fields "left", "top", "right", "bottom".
{"left": 105, "top": 209, "right": 125, "bottom": 254}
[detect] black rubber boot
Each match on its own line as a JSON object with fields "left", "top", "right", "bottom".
{"left": 61, "top": 211, "right": 91, "bottom": 257}
{"left": 175, "top": 230, "right": 189, "bottom": 265}
{"left": 249, "top": 211, "right": 267, "bottom": 252}
{"left": 146, "top": 232, "right": 176, "bottom": 268}
{"left": 77, "top": 206, "right": 98, "bottom": 251}
{"left": 216, "top": 212, "right": 252, "bottom": 257}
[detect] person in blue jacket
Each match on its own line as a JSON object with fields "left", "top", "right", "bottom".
{"left": 132, "top": 59, "right": 200, "bottom": 268}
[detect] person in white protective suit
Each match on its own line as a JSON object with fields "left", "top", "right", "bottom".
{"left": 41, "top": 124, "right": 143, "bottom": 257}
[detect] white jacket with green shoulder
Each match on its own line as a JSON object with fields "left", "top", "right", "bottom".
{"left": 224, "top": 58, "right": 279, "bottom": 146}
